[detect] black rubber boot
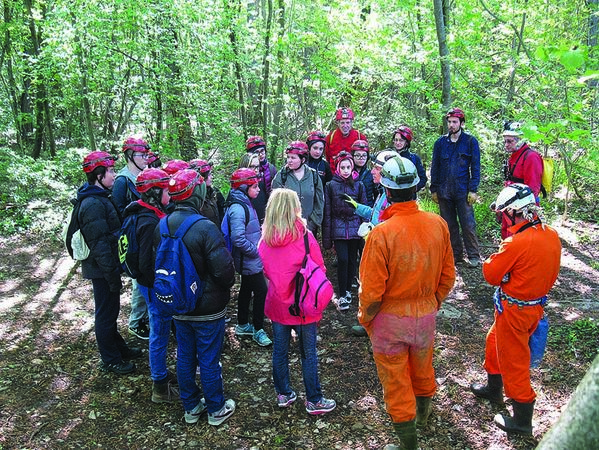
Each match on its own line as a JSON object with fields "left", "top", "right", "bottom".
{"left": 470, "top": 373, "right": 504, "bottom": 404}
{"left": 494, "top": 400, "right": 534, "bottom": 435}
{"left": 415, "top": 396, "right": 432, "bottom": 427}
{"left": 393, "top": 420, "right": 417, "bottom": 450}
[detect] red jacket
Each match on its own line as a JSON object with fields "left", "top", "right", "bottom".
{"left": 506, "top": 144, "right": 543, "bottom": 197}
{"left": 325, "top": 128, "right": 367, "bottom": 172}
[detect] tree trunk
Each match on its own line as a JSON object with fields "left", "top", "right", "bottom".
{"left": 433, "top": 0, "right": 451, "bottom": 112}
{"left": 537, "top": 354, "right": 599, "bottom": 449}
{"left": 270, "top": 0, "right": 286, "bottom": 154}
{"left": 226, "top": 0, "right": 247, "bottom": 135}
{"left": 71, "top": 14, "right": 96, "bottom": 152}
{"left": 257, "top": 0, "right": 273, "bottom": 136}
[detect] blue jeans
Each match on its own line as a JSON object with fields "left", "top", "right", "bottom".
{"left": 175, "top": 318, "right": 226, "bottom": 413}
{"left": 91, "top": 278, "right": 129, "bottom": 364}
{"left": 140, "top": 285, "right": 173, "bottom": 382}
{"left": 438, "top": 197, "right": 480, "bottom": 260}
{"left": 272, "top": 322, "right": 322, "bottom": 403}
{"left": 129, "top": 278, "right": 149, "bottom": 328}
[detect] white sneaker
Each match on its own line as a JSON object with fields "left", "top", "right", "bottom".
{"left": 336, "top": 294, "right": 351, "bottom": 311}
{"left": 184, "top": 398, "right": 207, "bottom": 424}
{"left": 208, "top": 398, "right": 236, "bottom": 426}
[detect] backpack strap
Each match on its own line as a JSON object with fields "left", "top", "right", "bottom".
{"left": 303, "top": 231, "right": 310, "bottom": 256}
{"left": 161, "top": 214, "right": 205, "bottom": 239}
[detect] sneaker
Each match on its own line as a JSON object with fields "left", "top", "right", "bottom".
{"left": 152, "top": 375, "right": 180, "bottom": 404}
{"left": 344, "top": 291, "right": 352, "bottom": 303}
{"left": 235, "top": 323, "right": 255, "bottom": 336}
{"left": 351, "top": 278, "right": 359, "bottom": 288}
{"left": 253, "top": 329, "right": 272, "bottom": 347}
{"left": 184, "top": 398, "right": 207, "bottom": 424}
{"left": 336, "top": 295, "right": 351, "bottom": 311}
{"left": 99, "top": 361, "right": 135, "bottom": 375}
{"left": 129, "top": 323, "right": 150, "bottom": 340}
{"left": 466, "top": 257, "right": 481, "bottom": 267}
{"left": 305, "top": 397, "right": 336, "bottom": 415}
{"left": 208, "top": 399, "right": 236, "bottom": 426}
{"left": 121, "top": 347, "right": 143, "bottom": 361}
{"left": 277, "top": 390, "right": 297, "bottom": 408}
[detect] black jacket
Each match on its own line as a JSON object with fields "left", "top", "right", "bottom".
{"left": 153, "top": 203, "right": 235, "bottom": 321}
{"left": 200, "top": 186, "right": 226, "bottom": 227}
{"left": 77, "top": 183, "right": 122, "bottom": 292}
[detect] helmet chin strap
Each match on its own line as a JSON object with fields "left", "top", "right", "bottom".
{"left": 126, "top": 152, "right": 145, "bottom": 172}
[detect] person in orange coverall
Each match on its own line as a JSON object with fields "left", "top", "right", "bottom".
{"left": 358, "top": 156, "right": 455, "bottom": 450}
{"left": 471, "top": 183, "right": 561, "bottom": 436}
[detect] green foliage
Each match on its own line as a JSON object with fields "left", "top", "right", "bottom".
{"left": 0, "top": 147, "right": 85, "bottom": 235}
{"left": 548, "top": 318, "right": 599, "bottom": 364}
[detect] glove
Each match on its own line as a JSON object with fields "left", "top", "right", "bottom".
{"left": 431, "top": 192, "right": 439, "bottom": 204}
{"left": 344, "top": 194, "right": 357, "bottom": 209}
{"left": 467, "top": 192, "right": 479, "bottom": 206}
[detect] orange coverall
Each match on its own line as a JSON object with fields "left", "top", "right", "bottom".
{"left": 482, "top": 220, "right": 561, "bottom": 402}
{"left": 358, "top": 201, "right": 455, "bottom": 422}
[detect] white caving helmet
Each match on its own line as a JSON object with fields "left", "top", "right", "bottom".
{"left": 503, "top": 121, "right": 523, "bottom": 137}
{"left": 371, "top": 148, "right": 399, "bottom": 167}
{"left": 380, "top": 156, "right": 420, "bottom": 190}
{"left": 492, "top": 183, "right": 535, "bottom": 213}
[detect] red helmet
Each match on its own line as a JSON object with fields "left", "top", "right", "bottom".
{"left": 82, "top": 151, "right": 116, "bottom": 173}
{"left": 168, "top": 169, "right": 204, "bottom": 201}
{"left": 335, "top": 150, "right": 354, "bottom": 168}
{"left": 122, "top": 137, "right": 150, "bottom": 153}
{"left": 163, "top": 159, "right": 190, "bottom": 175}
{"left": 351, "top": 140, "right": 370, "bottom": 153}
{"left": 246, "top": 135, "right": 266, "bottom": 153}
{"left": 446, "top": 108, "right": 466, "bottom": 122}
{"left": 135, "top": 168, "right": 171, "bottom": 193}
{"left": 285, "top": 141, "right": 309, "bottom": 156}
{"left": 393, "top": 126, "right": 413, "bottom": 143}
{"left": 146, "top": 152, "right": 161, "bottom": 166}
{"left": 335, "top": 107, "right": 355, "bottom": 121}
{"left": 189, "top": 159, "right": 213, "bottom": 175}
{"left": 230, "top": 168, "right": 261, "bottom": 190}
{"left": 306, "top": 130, "right": 326, "bottom": 145}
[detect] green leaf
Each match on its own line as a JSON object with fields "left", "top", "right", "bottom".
{"left": 559, "top": 50, "right": 585, "bottom": 72}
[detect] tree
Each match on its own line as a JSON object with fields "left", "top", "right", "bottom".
{"left": 536, "top": 354, "right": 599, "bottom": 449}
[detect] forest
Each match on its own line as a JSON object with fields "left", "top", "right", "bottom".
{"left": 0, "top": 0, "right": 597, "bottom": 449}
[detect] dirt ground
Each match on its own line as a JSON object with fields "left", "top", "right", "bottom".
{"left": 0, "top": 219, "right": 597, "bottom": 450}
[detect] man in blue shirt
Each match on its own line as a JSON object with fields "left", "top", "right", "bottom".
{"left": 430, "top": 108, "right": 481, "bottom": 267}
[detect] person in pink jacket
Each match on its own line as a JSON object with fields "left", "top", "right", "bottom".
{"left": 258, "top": 188, "right": 336, "bottom": 416}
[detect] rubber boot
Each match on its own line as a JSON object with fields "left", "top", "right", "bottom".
{"left": 393, "top": 420, "right": 418, "bottom": 450}
{"left": 415, "top": 396, "right": 432, "bottom": 427}
{"left": 494, "top": 400, "right": 534, "bottom": 435}
{"left": 470, "top": 373, "right": 504, "bottom": 404}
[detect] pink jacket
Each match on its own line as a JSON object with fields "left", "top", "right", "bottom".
{"left": 258, "top": 222, "right": 327, "bottom": 325}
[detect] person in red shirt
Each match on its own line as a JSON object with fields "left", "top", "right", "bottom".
{"left": 471, "top": 183, "right": 561, "bottom": 436}
{"left": 501, "top": 121, "right": 543, "bottom": 238}
{"left": 325, "top": 107, "right": 367, "bottom": 173}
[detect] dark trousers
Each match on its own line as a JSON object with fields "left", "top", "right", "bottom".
{"left": 91, "top": 278, "right": 128, "bottom": 364}
{"left": 438, "top": 197, "right": 480, "bottom": 260}
{"left": 238, "top": 272, "right": 267, "bottom": 331}
{"left": 334, "top": 239, "right": 361, "bottom": 295}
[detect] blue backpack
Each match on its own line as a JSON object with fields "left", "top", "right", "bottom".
{"left": 151, "top": 214, "right": 207, "bottom": 316}
{"left": 221, "top": 200, "right": 249, "bottom": 253}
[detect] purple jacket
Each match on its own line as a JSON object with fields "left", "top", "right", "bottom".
{"left": 322, "top": 174, "right": 367, "bottom": 249}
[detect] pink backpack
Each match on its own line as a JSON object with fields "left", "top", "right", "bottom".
{"left": 289, "top": 233, "right": 334, "bottom": 319}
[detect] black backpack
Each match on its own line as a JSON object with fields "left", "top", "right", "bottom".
{"left": 117, "top": 211, "right": 156, "bottom": 278}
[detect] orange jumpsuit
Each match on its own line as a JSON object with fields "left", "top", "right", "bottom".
{"left": 358, "top": 201, "right": 455, "bottom": 423}
{"left": 482, "top": 220, "right": 561, "bottom": 402}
